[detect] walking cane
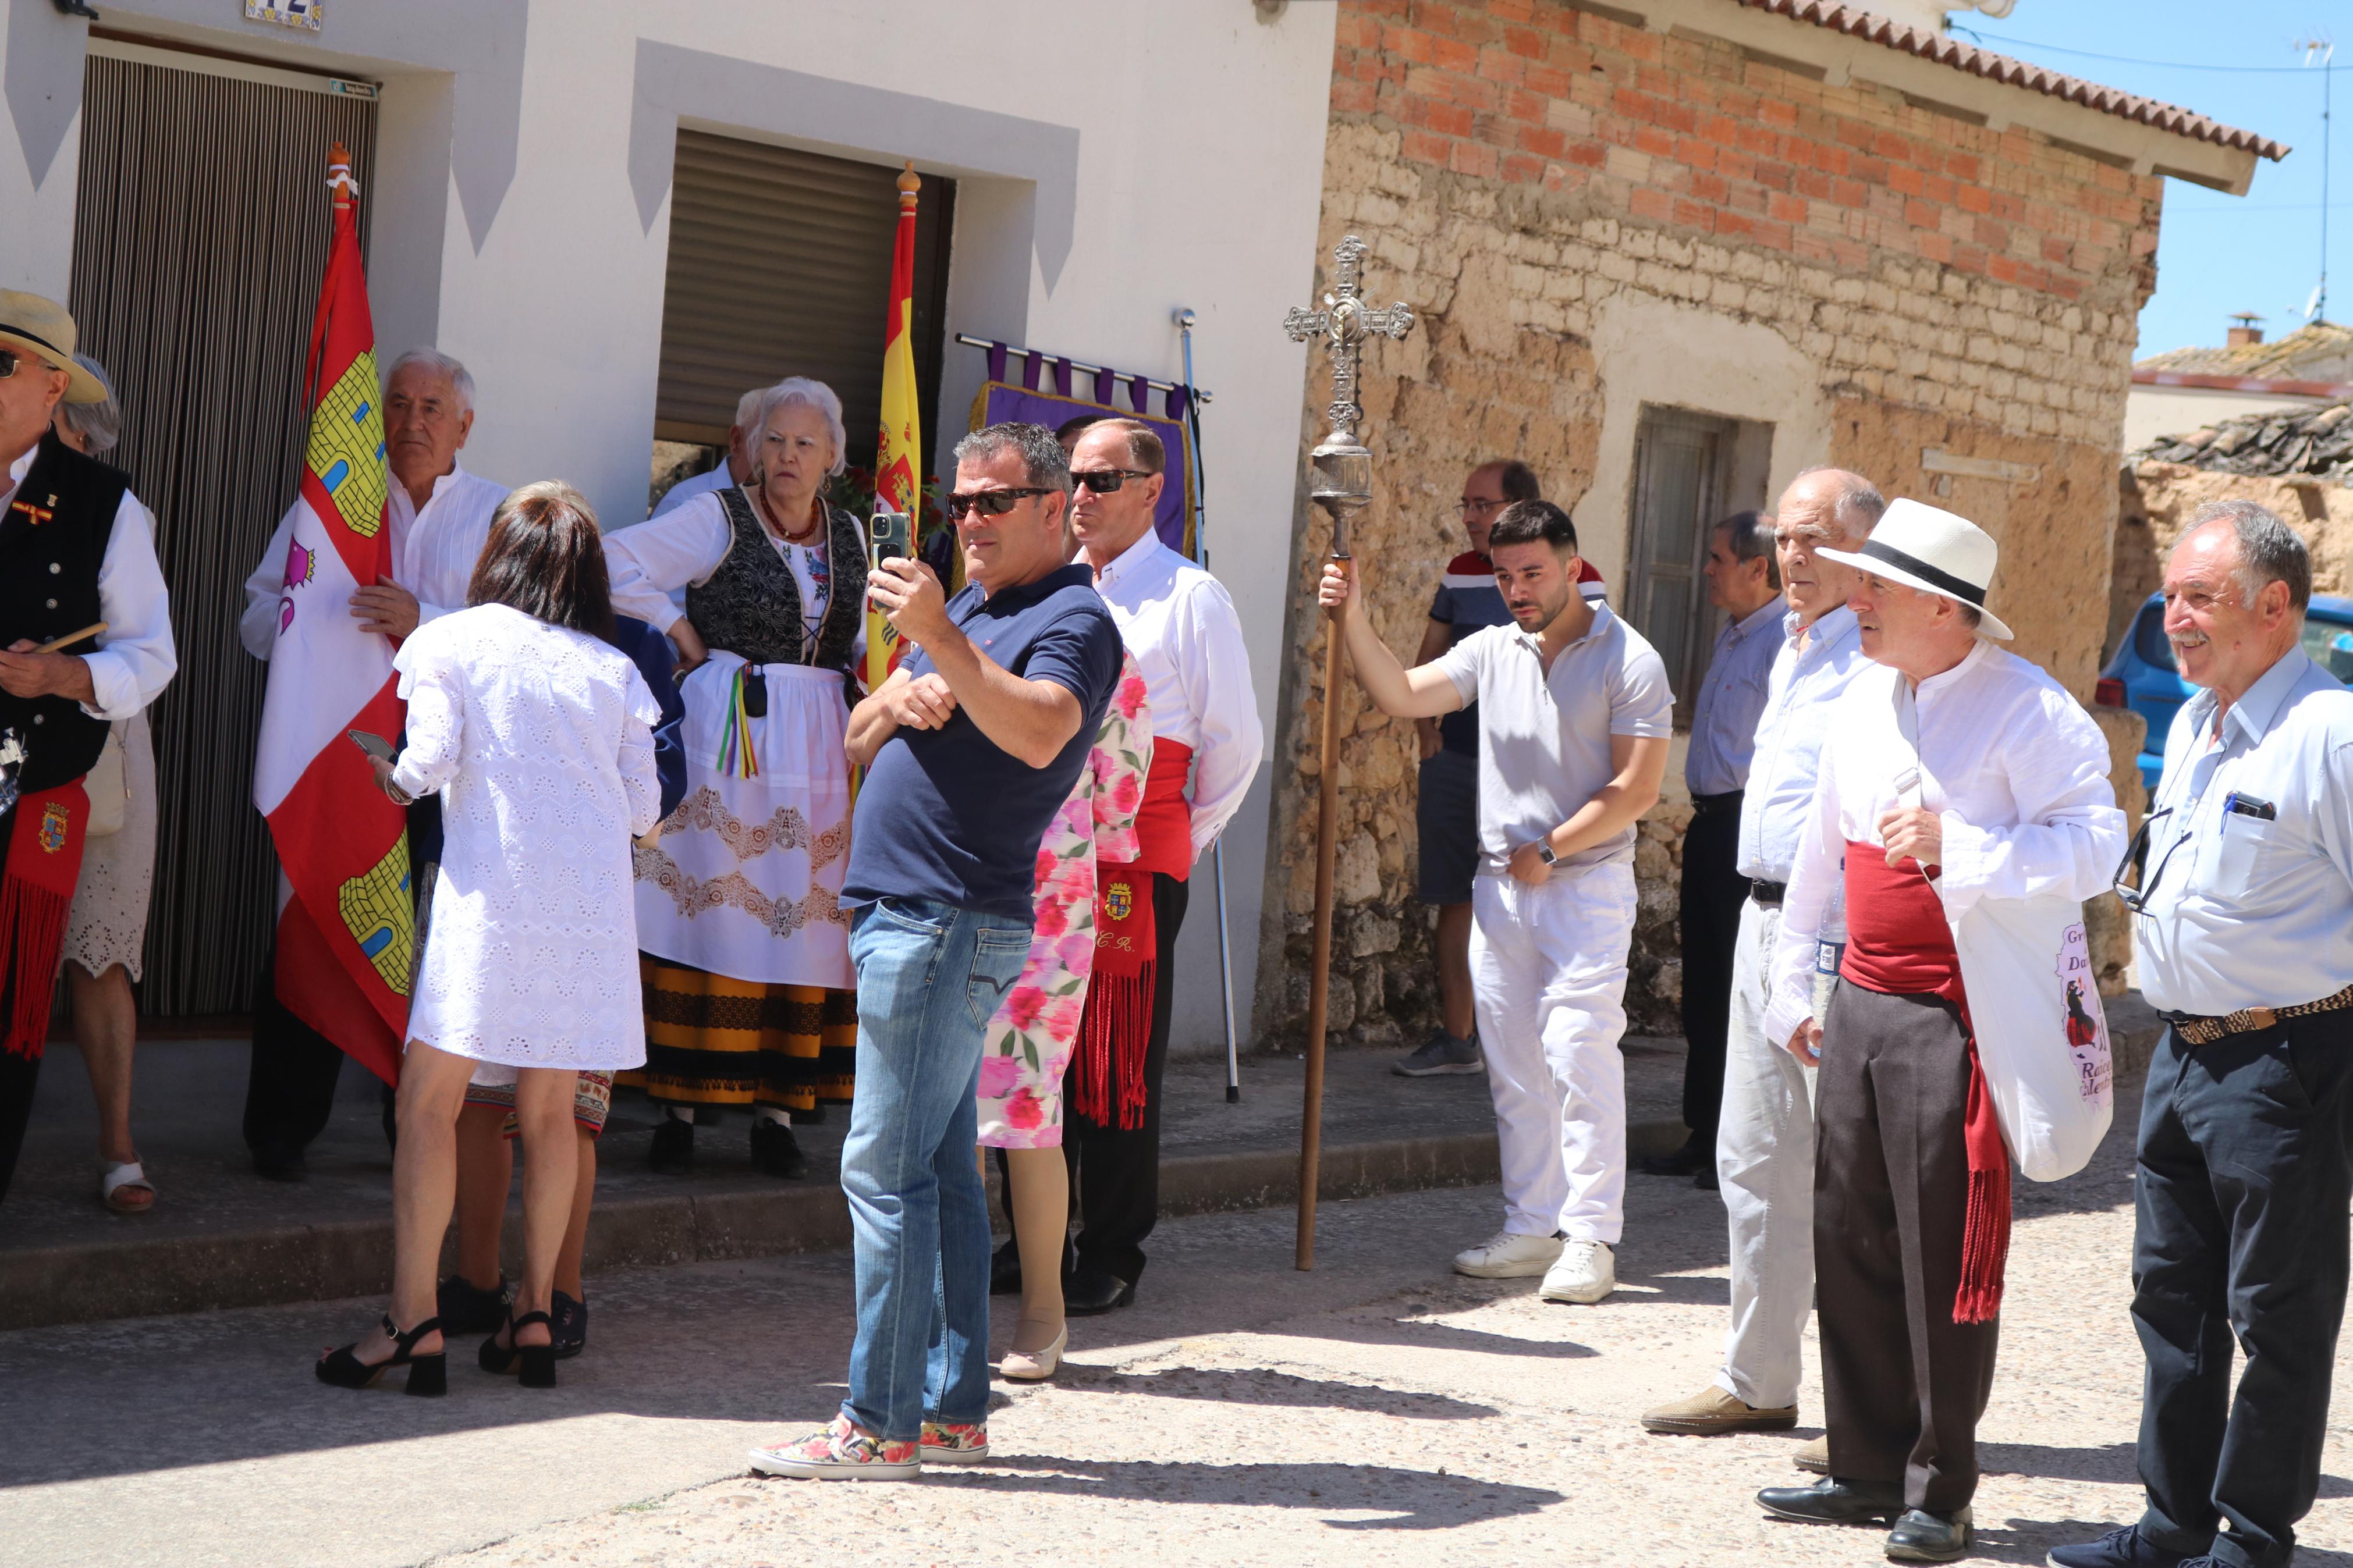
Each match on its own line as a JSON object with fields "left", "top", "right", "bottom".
{"left": 1281, "top": 238, "right": 1414, "bottom": 1270}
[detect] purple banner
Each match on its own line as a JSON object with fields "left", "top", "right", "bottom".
{"left": 968, "top": 381, "right": 1194, "bottom": 559}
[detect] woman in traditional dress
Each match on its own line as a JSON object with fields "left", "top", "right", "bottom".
{"left": 981, "top": 651, "right": 1149, "bottom": 1381}
{"left": 604, "top": 378, "right": 864, "bottom": 1178}
{"left": 318, "top": 482, "right": 662, "bottom": 1394}
{"left": 52, "top": 354, "right": 175, "bottom": 1216}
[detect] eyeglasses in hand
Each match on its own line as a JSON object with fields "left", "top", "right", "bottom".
{"left": 2112, "top": 806, "right": 2182, "bottom": 915}
{"left": 946, "top": 487, "right": 1055, "bottom": 521}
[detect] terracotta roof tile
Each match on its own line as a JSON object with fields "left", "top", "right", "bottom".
{"left": 2136, "top": 321, "right": 2353, "bottom": 381}
{"left": 1732, "top": 1, "right": 2290, "bottom": 161}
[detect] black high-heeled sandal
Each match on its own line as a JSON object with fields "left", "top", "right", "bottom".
{"left": 317, "top": 1314, "right": 446, "bottom": 1396}
{"left": 478, "top": 1307, "right": 556, "bottom": 1388}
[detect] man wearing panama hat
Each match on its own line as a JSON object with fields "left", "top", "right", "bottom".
{"left": 0, "top": 290, "right": 177, "bottom": 1207}
{"left": 1751, "top": 499, "right": 2123, "bottom": 1560}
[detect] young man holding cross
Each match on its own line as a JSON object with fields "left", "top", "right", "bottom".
{"left": 1320, "top": 499, "right": 1672, "bottom": 1304}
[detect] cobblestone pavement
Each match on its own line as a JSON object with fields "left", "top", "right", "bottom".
{"left": 5, "top": 1068, "right": 2350, "bottom": 1568}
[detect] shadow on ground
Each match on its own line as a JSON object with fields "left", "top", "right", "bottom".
{"left": 915, "top": 1455, "right": 1563, "bottom": 1530}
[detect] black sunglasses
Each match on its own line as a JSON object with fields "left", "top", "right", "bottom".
{"left": 1071, "top": 468, "right": 1152, "bottom": 494}
{"left": 946, "top": 486, "right": 1053, "bottom": 521}
{"left": 2112, "top": 806, "right": 2182, "bottom": 915}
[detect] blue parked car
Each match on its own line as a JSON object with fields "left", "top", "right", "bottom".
{"left": 2099, "top": 590, "right": 2353, "bottom": 793}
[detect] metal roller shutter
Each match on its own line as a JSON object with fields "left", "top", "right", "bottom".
{"left": 655, "top": 130, "right": 953, "bottom": 467}
{"left": 69, "top": 38, "right": 379, "bottom": 1017}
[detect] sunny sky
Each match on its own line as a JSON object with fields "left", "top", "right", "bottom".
{"left": 1953, "top": 0, "right": 2343, "bottom": 360}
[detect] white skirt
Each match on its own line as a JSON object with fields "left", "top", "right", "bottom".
{"left": 61, "top": 713, "right": 157, "bottom": 980}
{"left": 631, "top": 656, "right": 855, "bottom": 989}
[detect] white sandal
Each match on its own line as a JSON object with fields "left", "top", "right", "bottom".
{"left": 101, "top": 1160, "right": 155, "bottom": 1214}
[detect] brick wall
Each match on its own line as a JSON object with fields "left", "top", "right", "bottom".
{"left": 1261, "top": 0, "right": 2161, "bottom": 1046}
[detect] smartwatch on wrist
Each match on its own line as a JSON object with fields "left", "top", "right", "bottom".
{"left": 1534, "top": 838, "right": 1557, "bottom": 866}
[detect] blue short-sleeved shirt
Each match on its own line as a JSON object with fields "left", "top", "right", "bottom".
{"left": 843, "top": 563, "right": 1124, "bottom": 923}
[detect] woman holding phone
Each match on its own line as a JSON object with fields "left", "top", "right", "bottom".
{"left": 315, "top": 481, "right": 663, "bottom": 1394}
{"left": 602, "top": 378, "right": 867, "bottom": 1178}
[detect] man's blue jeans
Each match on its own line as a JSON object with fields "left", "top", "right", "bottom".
{"left": 840, "top": 896, "right": 1032, "bottom": 1440}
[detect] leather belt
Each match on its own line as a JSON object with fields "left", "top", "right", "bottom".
{"left": 2164, "top": 982, "right": 2353, "bottom": 1047}
{"left": 1749, "top": 879, "right": 1787, "bottom": 906}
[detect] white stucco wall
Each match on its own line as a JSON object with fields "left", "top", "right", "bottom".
{"left": 2123, "top": 383, "right": 2333, "bottom": 454}
{"left": 0, "top": 0, "right": 1337, "bottom": 1058}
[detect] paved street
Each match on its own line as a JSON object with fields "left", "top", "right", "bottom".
{"left": 5, "top": 1060, "right": 2351, "bottom": 1568}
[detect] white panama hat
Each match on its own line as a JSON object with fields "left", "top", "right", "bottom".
{"left": 1816, "top": 497, "right": 2013, "bottom": 642}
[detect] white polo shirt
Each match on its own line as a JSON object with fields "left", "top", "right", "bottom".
{"left": 1433, "top": 599, "right": 1675, "bottom": 873}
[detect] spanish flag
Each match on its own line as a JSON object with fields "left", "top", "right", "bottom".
{"left": 867, "top": 161, "right": 922, "bottom": 695}
{"left": 250, "top": 143, "right": 410, "bottom": 1086}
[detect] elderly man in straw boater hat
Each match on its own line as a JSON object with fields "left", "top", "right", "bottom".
{"left": 1751, "top": 500, "right": 2124, "bottom": 1562}
{"left": 0, "top": 290, "right": 176, "bottom": 1208}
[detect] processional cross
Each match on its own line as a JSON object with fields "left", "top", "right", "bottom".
{"left": 1282, "top": 234, "right": 1416, "bottom": 1270}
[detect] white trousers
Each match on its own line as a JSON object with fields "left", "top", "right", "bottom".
{"left": 1469, "top": 863, "right": 1637, "bottom": 1245}
{"left": 1713, "top": 897, "right": 1820, "bottom": 1410}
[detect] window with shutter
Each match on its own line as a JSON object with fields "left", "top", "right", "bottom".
{"left": 1627, "top": 407, "right": 1735, "bottom": 725}
{"left": 655, "top": 131, "right": 954, "bottom": 474}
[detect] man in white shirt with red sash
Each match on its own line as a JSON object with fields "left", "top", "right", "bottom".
{"left": 1754, "top": 501, "right": 2123, "bottom": 1563}
{"left": 1057, "top": 417, "right": 1262, "bottom": 1315}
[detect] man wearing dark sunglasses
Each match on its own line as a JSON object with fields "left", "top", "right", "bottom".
{"left": 752, "top": 422, "right": 1121, "bottom": 1479}
{"left": 2053, "top": 503, "right": 2353, "bottom": 1568}
{"left": 0, "top": 290, "right": 176, "bottom": 1208}
{"left": 1052, "top": 417, "right": 1262, "bottom": 1319}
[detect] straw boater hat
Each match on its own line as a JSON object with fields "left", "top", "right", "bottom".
{"left": 1817, "top": 497, "right": 2014, "bottom": 642}
{"left": 0, "top": 291, "right": 108, "bottom": 404}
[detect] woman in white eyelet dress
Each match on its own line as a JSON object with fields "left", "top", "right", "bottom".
{"left": 317, "top": 482, "right": 661, "bottom": 1394}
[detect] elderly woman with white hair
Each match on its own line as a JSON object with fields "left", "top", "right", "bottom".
{"left": 604, "top": 377, "right": 864, "bottom": 1178}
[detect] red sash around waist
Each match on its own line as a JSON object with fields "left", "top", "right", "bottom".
{"left": 1839, "top": 840, "right": 2010, "bottom": 1325}
{"left": 1128, "top": 741, "right": 1194, "bottom": 880}
{"left": 1, "top": 780, "right": 90, "bottom": 1061}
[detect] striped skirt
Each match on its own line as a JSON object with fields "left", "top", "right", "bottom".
{"left": 619, "top": 955, "right": 856, "bottom": 1116}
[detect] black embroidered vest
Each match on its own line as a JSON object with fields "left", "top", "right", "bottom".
{"left": 684, "top": 489, "right": 867, "bottom": 674}
{"left": 1, "top": 432, "right": 127, "bottom": 792}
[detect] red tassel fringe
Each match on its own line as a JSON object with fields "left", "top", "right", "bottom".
{"left": 0, "top": 879, "right": 69, "bottom": 1061}
{"left": 1953, "top": 1043, "right": 2013, "bottom": 1324}
{"left": 1071, "top": 963, "right": 1155, "bottom": 1130}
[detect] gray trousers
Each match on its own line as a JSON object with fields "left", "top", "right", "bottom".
{"left": 1712, "top": 896, "right": 1820, "bottom": 1410}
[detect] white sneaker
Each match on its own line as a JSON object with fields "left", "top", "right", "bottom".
{"left": 1452, "top": 1230, "right": 1564, "bottom": 1278}
{"left": 1539, "top": 1240, "right": 1616, "bottom": 1304}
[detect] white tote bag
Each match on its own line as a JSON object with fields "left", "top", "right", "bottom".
{"left": 1891, "top": 682, "right": 2112, "bottom": 1182}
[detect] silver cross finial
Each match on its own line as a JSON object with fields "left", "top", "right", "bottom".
{"left": 1284, "top": 234, "right": 1416, "bottom": 451}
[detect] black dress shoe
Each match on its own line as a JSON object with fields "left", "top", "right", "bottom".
{"left": 750, "top": 1119, "right": 806, "bottom": 1179}
{"left": 435, "top": 1273, "right": 510, "bottom": 1335}
{"left": 648, "top": 1116, "right": 694, "bottom": 1175}
{"left": 1757, "top": 1477, "right": 1906, "bottom": 1526}
{"left": 1886, "top": 1507, "right": 1972, "bottom": 1563}
{"left": 1063, "top": 1266, "right": 1136, "bottom": 1316}
{"left": 990, "top": 1239, "right": 1023, "bottom": 1296}
{"left": 251, "top": 1144, "right": 308, "bottom": 1182}
{"left": 1693, "top": 1162, "right": 1720, "bottom": 1190}
{"left": 1637, "top": 1133, "right": 1706, "bottom": 1178}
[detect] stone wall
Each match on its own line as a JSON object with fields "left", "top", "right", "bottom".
{"left": 1259, "top": 0, "right": 2162, "bottom": 1046}
{"left": 2113, "top": 461, "right": 2353, "bottom": 663}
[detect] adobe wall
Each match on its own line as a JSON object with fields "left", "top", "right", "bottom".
{"left": 1259, "top": 0, "right": 2160, "bottom": 1046}
{"left": 2111, "top": 464, "right": 2353, "bottom": 662}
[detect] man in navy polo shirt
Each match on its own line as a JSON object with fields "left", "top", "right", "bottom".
{"left": 750, "top": 422, "right": 1122, "bottom": 1481}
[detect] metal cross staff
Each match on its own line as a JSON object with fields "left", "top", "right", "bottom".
{"left": 1283, "top": 233, "right": 1415, "bottom": 1271}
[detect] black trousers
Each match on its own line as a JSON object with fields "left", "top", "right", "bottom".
{"left": 1064, "top": 873, "right": 1188, "bottom": 1286}
{"left": 242, "top": 944, "right": 352, "bottom": 1161}
{"left": 1676, "top": 792, "right": 1745, "bottom": 1147}
{"left": 0, "top": 1050, "right": 37, "bottom": 1208}
{"left": 1815, "top": 980, "right": 2001, "bottom": 1513}
{"left": 2132, "top": 1015, "right": 2353, "bottom": 1568}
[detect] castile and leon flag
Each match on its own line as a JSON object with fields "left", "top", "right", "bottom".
{"left": 865, "top": 160, "right": 923, "bottom": 696}
{"left": 251, "top": 144, "right": 411, "bottom": 1086}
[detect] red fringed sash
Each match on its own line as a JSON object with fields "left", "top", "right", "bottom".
{"left": 0, "top": 782, "right": 90, "bottom": 1060}
{"left": 1839, "top": 841, "right": 2011, "bottom": 1325}
{"left": 1070, "top": 744, "right": 1194, "bottom": 1130}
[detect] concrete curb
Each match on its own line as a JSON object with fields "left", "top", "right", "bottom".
{"left": 0, "top": 1117, "right": 1692, "bottom": 1332}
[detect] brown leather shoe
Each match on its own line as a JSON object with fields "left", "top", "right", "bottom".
{"left": 1794, "top": 1435, "right": 1830, "bottom": 1473}
{"left": 1641, "top": 1385, "right": 1801, "bottom": 1434}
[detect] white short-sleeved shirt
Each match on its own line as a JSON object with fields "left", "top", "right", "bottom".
{"left": 1433, "top": 600, "right": 1675, "bottom": 873}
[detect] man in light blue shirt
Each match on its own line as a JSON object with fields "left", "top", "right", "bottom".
{"left": 1641, "top": 510, "right": 1783, "bottom": 1188}
{"left": 1642, "top": 467, "right": 1879, "bottom": 1444}
{"left": 2056, "top": 502, "right": 2353, "bottom": 1568}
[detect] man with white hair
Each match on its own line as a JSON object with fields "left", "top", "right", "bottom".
{"left": 651, "top": 384, "right": 768, "bottom": 518}
{"left": 1641, "top": 468, "right": 1880, "bottom": 1445}
{"left": 238, "top": 346, "right": 506, "bottom": 1179}
{"left": 1752, "top": 501, "right": 2123, "bottom": 1562}
{"left": 2053, "top": 502, "right": 2353, "bottom": 1568}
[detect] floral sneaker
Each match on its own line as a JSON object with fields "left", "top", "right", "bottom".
{"left": 747, "top": 1414, "right": 918, "bottom": 1481}
{"left": 919, "top": 1419, "right": 990, "bottom": 1464}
